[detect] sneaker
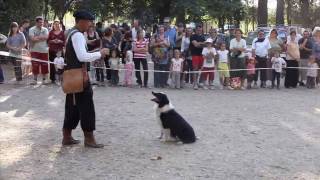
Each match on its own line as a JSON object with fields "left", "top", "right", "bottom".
{"left": 193, "top": 84, "right": 199, "bottom": 90}
{"left": 240, "top": 86, "right": 246, "bottom": 90}
{"left": 30, "top": 80, "right": 37, "bottom": 85}
{"left": 227, "top": 86, "right": 234, "bottom": 90}
{"left": 203, "top": 86, "right": 208, "bottom": 90}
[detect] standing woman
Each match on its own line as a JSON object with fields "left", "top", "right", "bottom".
{"left": 229, "top": 29, "right": 247, "bottom": 89}
{"left": 285, "top": 31, "right": 300, "bottom": 88}
{"left": 101, "top": 28, "right": 118, "bottom": 81}
{"left": 150, "top": 26, "right": 170, "bottom": 88}
{"left": 268, "top": 29, "right": 284, "bottom": 84}
{"left": 48, "top": 20, "right": 65, "bottom": 84}
{"left": 181, "top": 27, "right": 193, "bottom": 84}
{"left": 6, "top": 22, "right": 26, "bottom": 83}
{"left": 133, "top": 30, "right": 149, "bottom": 88}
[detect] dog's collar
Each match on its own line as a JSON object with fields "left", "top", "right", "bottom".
{"left": 159, "top": 103, "right": 174, "bottom": 113}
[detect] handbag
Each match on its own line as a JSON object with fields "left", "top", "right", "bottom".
{"left": 62, "top": 64, "right": 89, "bottom": 94}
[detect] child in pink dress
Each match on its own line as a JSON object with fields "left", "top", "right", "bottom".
{"left": 123, "top": 50, "right": 134, "bottom": 87}
{"left": 247, "top": 57, "right": 256, "bottom": 89}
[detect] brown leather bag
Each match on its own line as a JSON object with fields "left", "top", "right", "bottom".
{"left": 62, "top": 64, "right": 89, "bottom": 94}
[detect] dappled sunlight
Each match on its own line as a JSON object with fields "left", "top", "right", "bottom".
{"left": 291, "top": 172, "right": 320, "bottom": 179}
{"left": 0, "top": 95, "right": 11, "bottom": 103}
{"left": 314, "top": 108, "right": 320, "bottom": 114}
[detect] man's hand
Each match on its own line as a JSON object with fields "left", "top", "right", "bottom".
{"left": 100, "top": 48, "right": 110, "bottom": 57}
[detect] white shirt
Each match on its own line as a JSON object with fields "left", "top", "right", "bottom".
{"left": 202, "top": 47, "right": 217, "bottom": 68}
{"left": 230, "top": 38, "right": 247, "bottom": 58}
{"left": 286, "top": 34, "right": 302, "bottom": 44}
{"left": 131, "top": 27, "right": 145, "bottom": 41}
{"left": 71, "top": 32, "right": 102, "bottom": 62}
{"left": 252, "top": 38, "right": 271, "bottom": 57}
{"left": 171, "top": 58, "right": 183, "bottom": 72}
{"left": 307, "top": 62, "right": 318, "bottom": 77}
{"left": 181, "top": 36, "right": 190, "bottom": 52}
{"left": 126, "top": 50, "right": 133, "bottom": 64}
{"left": 217, "top": 50, "right": 229, "bottom": 63}
{"left": 271, "top": 57, "right": 286, "bottom": 73}
{"left": 54, "top": 57, "right": 65, "bottom": 69}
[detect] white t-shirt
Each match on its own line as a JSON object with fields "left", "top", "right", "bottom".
{"left": 217, "top": 50, "right": 229, "bottom": 63}
{"left": 229, "top": 38, "right": 247, "bottom": 58}
{"left": 252, "top": 38, "right": 271, "bottom": 57}
{"left": 307, "top": 63, "right": 319, "bottom": 77}
{"left": 202, "top": 47, "right": 217, "bottom": 68}
{"left": 171, "top": 58, "right": 183, "bottom": 72}
{"left": 271, "top": 57, "right": 286, "bottom": 73}
{"left": 126, "top": 50, "right": 133, "bottom": 64}
{"left": 54, "top": 57, "right": 65, "bottom": 69}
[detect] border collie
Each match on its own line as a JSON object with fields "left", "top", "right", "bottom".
{"left": 151, "top": 91, "right": 196, "bottom": 144}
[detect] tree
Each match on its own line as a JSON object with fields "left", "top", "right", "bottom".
{"left": 300, "top": 0, "right": 311, "bottom": 27}
{"left": 286, "top": 0, "right": 292, "bottom": 25}
{"left": 276, "top": 0, "right": 285, "bottom": 25}
{"left": 50, "top": 0, "right": 77, "bottom": 21}
{"left": 257, "top": 0, "right": 268, "bottom": 26}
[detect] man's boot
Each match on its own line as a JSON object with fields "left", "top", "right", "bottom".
{"left": 62, "top": 128, "right": 80, "bottom": 145}
{"left": 83, "top": 131, "right": 104, "bottom": 148}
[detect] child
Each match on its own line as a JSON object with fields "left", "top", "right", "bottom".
{"left": 271, "top": 52, "right": 287, "bottom": 89}
{"left": 170, "top": 49, "right": 184, "bottom": 89}
{"left": 94, "top": 57, "right": 105, "bottom": 86}
{"left": 109, "top": 49, "right": 120, "bottom": 86}
{"left": 53, "top": 51, "right": 65, "bottom": 85}
{"left": 22, "top": 49, "right": 32, "bottom": 77}
{"left": 246, "top": 57, "right": 256, "bottom": 89}
{"left": 217, "top": 43, "right": 233, "bottom": 90}
{"left": 123, "top": 49, "right": 134, "bottom": 87}
{"left": 306, "top": 56, "right": 318, "bottom": 89}
{"left": 201, "top": 38, "right": 216, "bottom": 90}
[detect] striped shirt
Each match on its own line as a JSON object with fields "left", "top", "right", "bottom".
{"left": 133, "top": 39, "right": 148, "bottom": 59}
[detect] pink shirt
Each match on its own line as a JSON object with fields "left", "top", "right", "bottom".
{"left": 247, "top": 63, "right": 255, "bottom": 75}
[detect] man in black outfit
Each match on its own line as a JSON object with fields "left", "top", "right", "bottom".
{"left": 62, "top": 10, "right": 109, "bottom": 148}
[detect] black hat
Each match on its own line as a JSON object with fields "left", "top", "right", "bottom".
{"left": 73, "top": 10, "right": 95, "bottom": 20}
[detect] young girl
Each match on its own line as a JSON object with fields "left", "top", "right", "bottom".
{"left": 109, "top": 49, "right": 120, "bottom": 86}
{"left": 201, "top": 38, "right": 217, "bottom": 90}
{"left": 271, "top": 52, "right": 287, "bottom": 89}
{"left": 123, "top": 48, "right": 134, "bottom": 87}
{"left": 217, "top": 43, "right": 233, "bottom": 90}
{"left": 306, "top": 56, "right": 318, "bottom": 89}
{"left": 53, "top": 51, "right": 64, "bottom": 85}
{"left": 246, "top": 57, "right": 256, "bottom": 89}
{"left": 170, "top": 49, "right": 184, "bottom": 89}
{"left": 94, "top": 57, "right": 105, "bottom": 87}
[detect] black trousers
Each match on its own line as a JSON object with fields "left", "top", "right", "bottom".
{"left": 133, "top": 58, "right": 148, "bottom": 86}
{"left": 96, "top": 68, "right": 104, "bottom": 82}
{"left": 272, "top": 70, "right": 281, "bottom": 87}
{"left": 254, "top": 56, "right": 267, "bottom": 82}
{"left": 49, "top": 51, "right": 57, "bottom": 82}
{"left": 285, "top": 60, "right": 299, "bottom": 88}
{"left": 110, "top": 69, "right": 119, "bottom": 85}
{"left": 104, "top": 56, "right": 111, "bottom": 80}
{"left": 63, "top": 85, "right": 96, "bottom": 131}
{"left": 9, "top": 57, "right": 22, "bottom": 81}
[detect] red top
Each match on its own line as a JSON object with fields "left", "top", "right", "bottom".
{"left": 48, "top": 30, "right": 65, "bottom": 53}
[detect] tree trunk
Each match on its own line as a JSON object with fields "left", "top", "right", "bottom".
{"left": 276, "top": 0, "right": 285, "bottom": 25}
{"left": 300, "top": 0, "right": 311, "bottom": 28}
{"left": 43, "top": 0, "right": 49, "bottom": 20}
{"left": 257, "top": 0, "right": 268, "bottom": 26}
{"left": 286, "top": 0, "right": 292, "bottom": 25}
{"left": 176, "top": 8, "right": 185, "bottom": 24}
{"left": 158, "top": 0, "right": 171, "bottom": 23}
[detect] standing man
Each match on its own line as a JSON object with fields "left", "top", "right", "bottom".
{"left": 190, "top": 24, "right": 206, "bottom": 90}
{"left": 298, "top": 30, "right": 313, "bottom": 86}
{"left": 252, "top": 30, "right": 271, "bottom": 88}
{"left": 29, "top": 16, "right": 49, "bottom": 85}
{"left": 62, "top": 10, "right": 109, "bottom": 148}
{"left": 131, "top": 19, "right": 145, "bottom": 41}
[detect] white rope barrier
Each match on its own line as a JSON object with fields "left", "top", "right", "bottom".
{"left": 0, "top": 51, "right": 319, "bottom": 74}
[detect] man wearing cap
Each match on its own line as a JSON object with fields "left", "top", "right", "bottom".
{"left": 62, "top": 10, "right": 109, "bottom": 148}
{"left": 29, "top": 16, "right": 49, "bottom": 85}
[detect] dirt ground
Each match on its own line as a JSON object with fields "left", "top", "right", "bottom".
{"left": 1, "top": 65, "right": 320, "bottom": 179}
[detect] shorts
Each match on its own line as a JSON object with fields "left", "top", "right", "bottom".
{"left": 218, "top": 62, "right": 230, "bottom": 78}
{"left": 31, "top": 52, "right": 49, "bottom": 75}
{"left": 192, "top": 56, "right": 204, "bottom": 69}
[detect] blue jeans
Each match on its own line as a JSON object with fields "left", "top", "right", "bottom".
{"left": 154, "top": 63, "right": 169, "bottom": 87}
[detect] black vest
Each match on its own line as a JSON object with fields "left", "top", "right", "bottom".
{"left": 65, "top": 29, "right": 84, "bottom": 70}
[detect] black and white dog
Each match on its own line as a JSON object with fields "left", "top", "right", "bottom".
{"left": 151, "top": 92, "right": 196, "bottom": 144}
